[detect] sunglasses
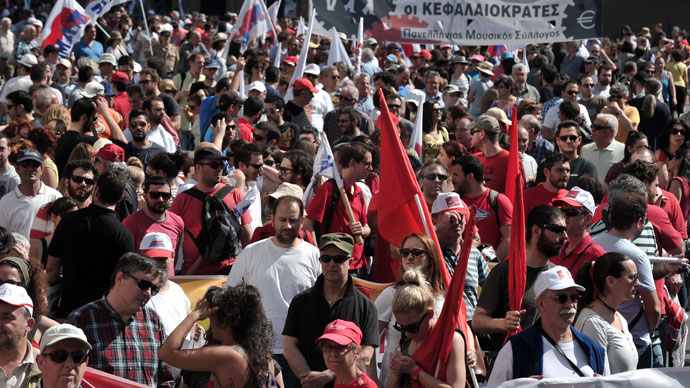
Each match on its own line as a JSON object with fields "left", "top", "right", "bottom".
{"left": 200, "top": 162, "right": 224, "bottom": 169}
{"left": 670, "top": 128, "right": 687, "bottom": 136}
{"left": 265, "top": 108, "right": 278, "bottom": 114}
{"left": 19, "top": 161, "right": 41, "bottom": 168}
{"left": 540, "top": 223, "right": 567, "bottom": 234}
{"left": 393, "top": 313, "right": 427, "bottom": 333}
{"left": 254, "top": 134, "right": 265, "bottom": 142}
{"left": 319, "top": 255, "right": 349, "bottom": 264}
{"left": 139, "top": 80, "right": 152, "bottom": 84}
{"left": 321, "top": 343, "right": 353, "bottom": 354}
{"left": 124, "top": 273, "right": 160, "bottom": 295}
{"left": 388, "top": 104, "right": 402, "bottom": 110}
{"left": 582, "top": 83, "right": 594, "bottom": 88}
{"left": 609, "top": 94, "right": 624, "bottom": 99}
{"left": 565, "top": 90, "right": 579, "bottom": 95}
{"left": 42, "top": 350, "right": 89, "bottom": 364}
{"left": 432, "top": 108, "right": 443, "bottom": 112}
{"left": 130, "top": 121, "right": 147, "bottom": 128}
{"left": 71, "top": 175, "right": 95, "bottom": 185}
{"left": 543, "top": 293, "right": 581, "bottom": 304}
{"left": 249, "top": 163, "right": 263, "bottom": 169}
{"left": 400, "top": 248, "right": 426, "bottom": 258}
{"left": 264, "top": 160, "right": 275, "bottom": 167}
{"left": 148, "top": 191, "right": 172, "bottom": 200}
{"left": 591, "top": 123, "right": 611, "bottom": 131}
{"left": 562, "top": 208, "right": 585, "bottom": 217}
{"left": 424, "top": 173, "right": 448, "bottom": 181}
{"left": 558, "top": 135, "right": 579, "bottom": 142}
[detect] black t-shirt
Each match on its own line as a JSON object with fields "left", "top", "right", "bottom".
{"left": 283, "top": 275, "right": 378, "bottom": 382}
{"left": 579, "top": 95, "right": 607, "bottom": 123}
{"left": 283, "top": 101, "right": 311, "bottom": 130}
{"left": 54, "top": 131, "right": 98, "bottom": 176}
{"left": 535, "top": 156, "right": 598, "bottom": 189}
{"left": 48, "top": 204, "right": 134, "bottom": 318}
{"left": 159, "top": 92, "right": 180, "bottom": 116}
{"left": 126, "top": 142, "right": 166, "bottom": 171}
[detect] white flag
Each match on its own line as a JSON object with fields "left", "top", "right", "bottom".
{"left": 227, "top": 0, "right": 276, "bottom": 51}
{"left": 327, "top": 27, "right": 353, "bottom": 68}
{"left": 234, "top": 184, "right": 261, "bottom": 218}
{"left": 296, "top": 16, "right": 307, "bottom": 36}
{"left": 283, "top": 11, "right": 315, "bottom": 102}
{"left": 353, "top": 18, "right": 363, "bottom": 75}
{"left": 408, "top": 90, "right": 426, "bottom": 159}
{"left": 303, "top": 132, "right": 343, "bottom": 208}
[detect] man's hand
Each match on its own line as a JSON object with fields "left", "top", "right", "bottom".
{"left": 92, "top": 96, "right": 110, "bottom": 116}
{"left": 606, "top": 99, "right": 621, "bottom": 114}
{"left": 10, "top": 242, "right": 29, "bottom": 260}
{"left": 348, "top": 221, "right": 363, "bottom": 236}
{"left": 666, "top": 273, "right": 684, "bottom": 297}
{"left": 300, "top": 371, "right": 334, "bottom": 388}
{"left": 211, "top": 117, "right": 226, "bottom": 139}
{"left": 502, "top": 309, "right": 526, "bottom": 332}
{"left": 235, "top": 57, "right": 246, "bottom": 72}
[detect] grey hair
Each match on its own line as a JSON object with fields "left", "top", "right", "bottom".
{"left": 425, "top": 70, "right": 440, "bottom": 81}
{"left": 35, "top": 88, "right": 55, "bottom": 112}
{"left": 1, "top": 17, "right": 11, "bottom": 25}
{"left": 596, "top": 113, "right": 619, "bottom": 138}
{"left": 23, "top": 25, "right": 35, "bottom": 34}
{"left": 512, "top": 63, "right": 527, "bottom": 74}
{"left": 610, "top": 83, "right": 629, "bottom": 98}
{"left": 341, "top": 85, "right": 359, "bottom": 100}
{"left": 520, "top": 114, "right": 542, "bottom": 135}
{"left": 321, "top": 65, "right": 337, "bottom": 78}
{"left": 608, "top": 174, "right": 647, "bottom": 202}
{"left": 362, "top": 48, "right": 374, "bottom": 62}
{"left": 353, "top": 72, "right": 369, "bottom": 85}
{"left": 109, "top": 253, "right": 166, "bottom": 288}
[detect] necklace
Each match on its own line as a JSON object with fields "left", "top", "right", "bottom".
{"left": 597, "top": 297, "right": 617, "bottom": 313}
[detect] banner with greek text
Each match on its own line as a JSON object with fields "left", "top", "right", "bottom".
{"left": 39, "top": 0, "right": 91, "bottom": 58}
{"left": 312, "top": 0, "right": 603, "bottom": 45}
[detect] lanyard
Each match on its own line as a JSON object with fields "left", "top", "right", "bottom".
{"left": 541, "top": 331, "right": 585, "bottom": 377}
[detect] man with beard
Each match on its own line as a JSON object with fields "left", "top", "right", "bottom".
{"left": 489, "top": 266, "right": 608, "bottom": 383}
{"left": 123, "top": 175, "right": 184, "bottom": 275}
{"left": 524, "top": 153, "right": 570, "bottom": 215}
{"left": 333, "top": 106, "right": 364, "bottom": 146}
{"left": 227, "top": 196, "right": 321, "bottom": 382}
{"left": 126, "top": 97, "right": 175, "bottom": 153}
{"left": 536, "top": 121, "right": 597, "bottom": 189}
{"left": 0, "top": 283, "right": 41, "bottom": 388}
{"left": 594, "top": 65, "right": 613, "bottom": 98}
{"left": 419, "top": 162, "right": 448, "bottom": 211}
{"left": 67, "top": 253, "right": 174, "bottom": 387}
{"left": 473, "top": 205, "right": 564, "bottom": 351}
{"left": 123, "top": 110, "right": 166, "bottom": 171}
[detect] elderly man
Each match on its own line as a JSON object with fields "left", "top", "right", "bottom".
{"left": 323, "top": 86, "right": 374, "bottom": 145}
{"left": 283, "top": 233, "right": 379, "bottom": 388}
{"left": 37, "top": 324, "right": 92, "bottom": 388}
{"left": 488, "top": 266, "right": 608, "bottom": 383}
{"left": 582, "top": 113, "right": 625, "bottom": 180}
{"left": 512, "top": 63, "right": 540, "bottom": 101}
{"left": 601, "top": 83, "right": 640, "bottom": 143}
{"left": 67, "top": 253, "right": 174, "bottom": 387}
{"left": 520, "top": 114, "right": 554, "bottom": 161}
{"left": 0, "top": 283, "right": 41, "bottom": 388}
{"left": 517, "top": 125, "right": 539, "bottom": 183}
{"left": 0, "top": 17, "right": 14, "bottom": 81}
{"left": 423, "top": 70, "right": 444, "bottom": 107}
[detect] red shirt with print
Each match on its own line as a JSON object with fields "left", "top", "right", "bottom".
{"left": 462, "top": 188, "right": 512, "bottom": 249}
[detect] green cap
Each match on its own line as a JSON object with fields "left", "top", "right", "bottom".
{"left": 318, "top": 233, "right": 355, "bottom": 255}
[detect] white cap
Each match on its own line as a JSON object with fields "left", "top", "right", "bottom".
{"left": 18, "top": 53, "right": 37, "bottom": 68}
{"left": 403, "top": 89, "right": 426, "bottom": 106}
{"left": 553, "top": 186, "right": 595, "bottom": 215}
{"left": 0, "top": 283, "right": 33, "bottom": 316}
{"left": 133, "top": 61, "right": 142, "bottom": 73}
{"left": 268, "top": 182, "right": 304, "bottom": 200}
{"left": 98, "top": 53, "right": 117, "bottom": 66}
{"left": 431, "top": 192, "right": 470, "bottom": 217}
{"left": 139, "top": 232, "right": 175, "bottom": 258}
{"left": 533, "top": 266, "right": 585, "bottom": 297}
{"left": 304, "top": 63, "right": 320, "bottom": 76}
{"left": 39, "top": 323, "right": 91, "bottom": 352}
{"left": 81, "top": 81, "right": 104, "bottom": 98}
{"left": 27, "top": 17, "right": 41, "bottom": 27}
{"left": 247, "top": 81, "right": 266, "bottom": 93}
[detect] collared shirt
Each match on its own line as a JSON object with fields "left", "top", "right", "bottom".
{"left": 0, "top": 340, "right": 39, "bottom": 388}
{"left": 357, "top": 95, "right": 375, "bottom": 116}
{"left": 526, "top": 135, "right": 554, "bottom": 164}
{"left": 152, "top": 42, "right": 179, "bottom": 75}
{"left": 67, "top": 296, "right": 174, "bottom": 388}
{"left": 424, "top": 90, "right": 445, "bottom": 108}
{"left": 581, "top": 140, "right": 625, "bottom": 180}
{"left": 440, "top": 244, "right": 488, "bottom": 320}
{"left": 513, "top": 84, "right": 540, "bottom": 102}
{"left": 0, "top": 29, "right": 15, "bottom": 59}
{"left": 550, "top": 234, "right": 607, "bottom": 274}
{"left": 13, "top": 37, "right": 36, "bottom": 61}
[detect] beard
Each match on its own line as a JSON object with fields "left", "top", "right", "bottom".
{"left": 275, "top": 226, "right": 300, "bottom": 245}
{"left": 0, "top": 325, "right": 24, "bottom": 351}
{"left": 537, "top": 233, "right": 564, "bottom": 258}
{"left": 68, "top": 184, "right": 92, "bottom": 202}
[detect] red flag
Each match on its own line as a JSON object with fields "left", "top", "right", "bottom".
{"left": 504, "top": 106, "right": 520, "bottom": 202}
{"left": 377, "top": 90, "right": 451, "bottom": 287}
{"left": 505, "top": 172, "right": 526, "bottom": 343}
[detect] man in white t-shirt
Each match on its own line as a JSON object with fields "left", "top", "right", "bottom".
{"left": 226, "top": 195, "right": 321, "bottom": 362}
{"left": 124, "top": 97, "right": 177, "bottom": 152}
{"left": 489, "top": 266, "right": 609, "bottom": 383}
{"left": 543, "top": 80, "right": 591, "bottom": 137}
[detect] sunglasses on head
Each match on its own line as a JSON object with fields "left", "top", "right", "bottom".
{"left": 71, "top": 175, "right": 95, "bottom": 185}
{"left": 148, "top": 191, "right": 171, "bottom": 200}
{"left": 558, "top": 135, "right": 579, "bottom": 142}
{"left": 319, "top": 254, "right": 349, "bottom": 264}
{"left": 543, "top": 293, "right": 581, "bottom": 304}
{"left": 400, "top": 248, "right": 426, "bottom": 258}
{"left": 540, "top": 223, "right": 567, "bottom": 234}
{"left": 393, "top": 313, "right": 427, "bottom": 333}
{"left": 42, "top": 350, "right": 89, "bottom": 364}
{"left": 124, "top": 273, "right": 160, "bottom": 295}
{"left": 424, "top": 173, "right": 448, "bottom": 181}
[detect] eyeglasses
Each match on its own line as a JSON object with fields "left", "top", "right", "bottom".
{"left": 319, "top": 254, "right": 349, "bottom": 264}
{"left": 393, "top": 313, "right": 427, "bottom": 333}
{"left": 200, "top": 162, "right": 224, "bottom": 169}
{"left": 148, "top": 191, "right": 172, "bottom": 200}
{"left": 279, "top": 167, "right": 294, "bottom": 174}
{"left": 164, "top": 89, "right": 175, "bottom": 93}
{"left": 558, "top": 135, "right": 579, "bottom": 142}
{"left": 338, "top": 119, "right": 351, "bottom": 124}
{"left": 540, "top": 223, "right": 567, "bottom": 235}
{"left": 226, "top": 124, "right": 237, "bottom": 130}
{"left": 188, "top": 104, "right": 198, "bottom": 109}
{"left": 42, "top": 350, "right": 89, "bottom": 364}
{"left": 543, "top": 293, "right": 581, "bottom": 304}
{"left": 130, "top": 121, "right": 147, "bottom": 127}
{"left": 582, "top": 83, "right": 594, "bottom": 88}
{"left": 71, "top": 175, "right": 95, "bottom": 185}
{"left": 424, "top": 173, "right": 448, "bottom": 181}
{"left": 561, "top": 208, "right": 585, "bottom": 217}
{"left": 254, "top": 134, "right": 265, "bottom": 142}
{"left": 359, "top": 160, "right": 373, "bottom": 168}
{"left": 670, "top": 128, "right": 687, "bottom": 136}
{"left": 265, "top": 108, "right": 278, "bottom": 114}
{"left": 331, "top": 75, "right": 340, "bottom": 80}
{"left": 124, "top": 273, "right": 160, "bottom": 295}
{"left": 264, "top": 160, "right": 275, "bottom": 167}
{"left": 591, "top": 123, "right": 611, "bottom": 131}
{"left": 470, "top": 128, "right": 482, "bottom": 135}
{"left": 610, "top": 94, "right": 624, "bottom": 99}
{"left": 400, "top": 248, "right": 426, "bottom": 258}
{"left": 321, "top": 343, "right": 353, "bottom": 354}
{"left": 565, "top": 90, "right": 579, "bottom": 95}
{"left": 139, "top": 80, "right": 152, "bottom": 84}
{"left": 388, "top": 104, "right": 402, "bottom": 110}
{"left": 249, "top": 163, "right": 263, "bottom": 169}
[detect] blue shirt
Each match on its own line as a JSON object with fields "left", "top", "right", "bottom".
{"left": 199, "top": 95, "right": 219, "bottom": 141}
{"left": 72, "top": 40, "right": 104, "bottom": 62}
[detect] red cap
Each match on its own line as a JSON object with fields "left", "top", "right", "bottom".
{"left": 413, "top": 49, "right": 432, "bottom": 60}
{"left": 282, "top": 56, "right": 298, "bottom": 65}
{"left": 92, "top": 143, "right": 125, "bottom": 162}
{"left": 112, "top": 71, "right": 129, "bottom": 83}
{"left": 316, "top": 319, "right": 362, "bottom": 345}
{"left": 293, "top": 78, "right": 318, "bottom": 93}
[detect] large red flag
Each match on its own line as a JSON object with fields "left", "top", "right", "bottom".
{"left": 504, "top": 106, "right": 520, "bottom": 202}
{"left": 377, "top": 90, "right": 451, "bottom": 287}
{"left": 505, "top": 172, "right": 526, "bottom": 343}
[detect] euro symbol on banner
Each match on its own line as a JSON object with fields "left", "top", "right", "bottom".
{"left": 577, "top": 10, "right": 595, "bottom": 29}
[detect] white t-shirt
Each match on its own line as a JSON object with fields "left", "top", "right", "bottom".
{"left": 226, "top": 238, "right": 321, "bottom": 354}
{"left": 543, "top": 101, "right": 592, "bottom": 129}
{"left": 0, "top": 183, "right": 61, "bottom": 239}
{"left": 574, "top": 308, "right": 638, "bottom": 374}
{"left": 310, "top": 87, "right": 334, "bottom": 131}
{"left": 488, "top": 335, "right": 610, "bottom": 384}
{"left": 521, "top": 153, "right": 539, "bottom": 184}
{"left": 124, "top": 124, "right": 176, "bottom": 153}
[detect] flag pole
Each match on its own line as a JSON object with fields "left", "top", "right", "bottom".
{"left": 340, "top": 187, "right": 364, "bottom": 245}
{"left": 138, "top": 0, "right": 154, "bottom": 56}
{"left": 413, "top": 193, "right": 432, "bottom": 237}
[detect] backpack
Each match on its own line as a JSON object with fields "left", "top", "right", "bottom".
{"left": 314, "top": 179, "right": 364, "bottom": 240}
{"left": 183, "top": 186, "right": 243, "bottom": 263}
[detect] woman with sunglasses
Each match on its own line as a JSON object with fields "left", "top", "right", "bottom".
{"left": 375, "top": 233, "right": 445, "bottom": 385}
{"left": 654, "top": 119, "right": 690, "bottom": 189}
{"left": 386, "top": 268, "right": 466, "bottom": 388}
{"left": 574, "top": 253, "right": 639, "bottom": 374}
{"left": 421, "top": 101, "right": 449, "bottom": 163}
{"left": 488, "top": 75, "right": 519, "bottom": 121}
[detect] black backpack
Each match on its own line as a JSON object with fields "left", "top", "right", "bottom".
{"left": 183, "top": 186, "right": 243, "bottom": 263}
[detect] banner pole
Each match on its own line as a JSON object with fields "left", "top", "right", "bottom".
{"left": 138, "top": 0, "right": 154, "bottom": 56}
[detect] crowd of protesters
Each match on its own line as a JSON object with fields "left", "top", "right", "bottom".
{"left": 0, "top": 3, "right": 689, "bottom": 388}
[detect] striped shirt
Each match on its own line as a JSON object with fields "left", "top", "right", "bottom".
{"left": 441, "top": 244, "right": 489, "bottom": 320}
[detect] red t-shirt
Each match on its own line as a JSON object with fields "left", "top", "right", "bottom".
{"left": 113, "top": 92, "right": 131, "bottom": 127}
{"left": 523, "top": 183, "right": 568, "bottom": 216}
{"left": 476, "top": 149, "right": 524, "bottom": 194}
{"left": 122, "top": 210, "right": 185, "bottom": 276}
{"left": 658, "top": 188, "right": 688, "bottom": 239}
{"left": 367, "top": 192, "right": 400, "bottom": 283}
{"left": 334, "top": 373, "right": 378, "bottom": 388}
{"left": 169, "top": 184, "right": 252, "bottom": 274}
{"left": 307, "top": 181, "right": 368, "bottom": 269}
{"left": 462, "top": 188, "right": 512, "bottom": 248}
{"left": 237, "top": 117, "right": 254, "bottom": 142}
{"left": 248, "top": 223, "right": 315, "bottom": 245}
{"left": 550, "top": 235, "right": 607, "bottom": 274}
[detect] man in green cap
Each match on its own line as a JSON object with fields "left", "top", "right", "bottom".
{"left": 283, "top": 233, "right": 379, "bottom": 388}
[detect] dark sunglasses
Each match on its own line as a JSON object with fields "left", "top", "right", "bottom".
{"left": 561, "top": 208, "right": 585, "bottom": 217}
{"left": 388, "top": 104, "right": 402, "bottom": 110}
{"left": 540, "top": 223, "right": 567, "bottom": 234}
{"left": 609, "top": 94, "right": 624, "bottom": 99}
{"left": 71, "top": 175, "right": 95, "bottom": 185}
{"left": 319, "top": 255, "right": 349, "bottom": 264}
{"left": 254, "top": 134, "right": 265, "bottom": 142}
{"left": 148, "top": 191, "right": 172, "bottom": 200}
{"left": 265, "top": 108, "right": 279, "bottom": 114}
{"left": 42, "top": 350, "right": 89, "bottom": 364}
{"left": 124, "top": 273, "right": 160, "bottom": 295}
{"left": 130, "top": 121, "right": 147, "bottom": 128}
{"left": 432, "top": 108, "right": 443, "bottom": 112}
{"left": 543, "top": 293, "right": 581, "bottom": 304}
{"left": 249, "top": 163, "right": 264, "bottom": 169}
{"left": 393, "top": 313, "right": 427, "bottom": 333}
{"left": 582, "top": 83, "right": 594, "bottom": 88}
{"left": 591, "top": 124, "right": 611, "bottom": 131}
{"left": 264, "top": 160, "right": 275, "bottom": 167}
{"left": 565, "top": 90, "right": 579, "bottom": 95}
{"left": 400, "top": 248, "right": 426, "bottom": 258}
{"left": 424, "top": 173, "right": 448, "bottom": 181}
{"left": 340, "top": 95, "right": 356, "bottom": 102}
{"left": 19, "top": 161, "right": 41, "bottom": 168}
{"left": 200, "top": 162, "right": 224, "bottom": 169}
{"left": 670, "top": 128, "right": 687, "bottom": 136}
{"left": 558, "top": 135, "right": 579, "bottom": 142}
{"left": 139, "top": 80, "right": 152, "bottom": 84}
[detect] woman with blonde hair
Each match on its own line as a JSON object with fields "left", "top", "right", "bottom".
{"left": 39, "top": 104, "right": 71, "bottom": 128}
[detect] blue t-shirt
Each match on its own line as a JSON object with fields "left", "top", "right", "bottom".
{"left": 199, "top": 96, "right": 219, "bottom": 141}
{"left": 72, "top": 40, "right": 104, "bottom": 62}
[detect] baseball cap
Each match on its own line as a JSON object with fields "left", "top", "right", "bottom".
{"left": 268, "top": 182, "right": 304, "bottom": 200}
{"left": 204, "top": 58, "right": 221, "bottom": 69}
{"left": 39, "top": 323, "right": 92, "bottom": 352}
{"left": 18, "top": 53, "right": 37, "bottom": 68}
{"left": 533, "top": 265, "right": 585, "bottom": 297}
{"left": 304, "top": 63, "right": 320, "bottom": 76}
{"left": 0, "top": 283, "right": 33, "bottom": 316}
{"left": 476, "top": 61, "right": 494, "bottom": 76}
{"left": 194, "top": 147, "right": 229, "bottom": 164}
{"left": 432, "top": 192, "right": 470, "bottom": 217}
{"left": 319, "top": 233, "right": 354, "bottom": 255}
{"left": 466, "top": 114, "right": 500, "bottom": 134}
{"left": 92, "top": 143, "right": 125, "bottom": 162}
{"left": 98, "top": 53, "right": 117, "bottom": 66}
{"left": 471, "top": 54, "right": 485, "bottom": 62}
{"left": 139, "top": 232, "right": 175, "bottom": 258}
{"left": 248, "top": 81, "right": 266, "bottom": 93}
{"left": 315, "top": 319, "right": 362, "bottom": 345}
{"left": 16, "top": 149, "right": 43, "bottom": 164}
{"left": 443, "top": 85, "right": 462, "bottom": 95}
{"left": 384, "top": 54, "right": 398, "bottom": 63}
{"left": 102, "top": 82, "right": 116, "bottom": 97}
{"left": 413, "top": 49, "right": 432, "bottom": 60}
{"left": 111, "top": 71, "right": 130, "bottom": 83}
{"left": 364, "top": 38, "right": 377, "bottom": 46}
{"left": 293, "top": 78, "right": 318, "bottom": 93}
{"left": 553, "top": 186, "right": 595, "bottom": 215}
{"left": 81, "top": 81, "right": 104, "bottom": 98}
{"left": 91, "top": 138, "right": 112, "bottom": 154}
{"left": 282, "top": 56, "right": 298, "bottom": 66}
{"left": 159, "top": 79, "right": 177, "bottom": 93}
{"left": 57, "top": 58, "right": 71, "bottom": 69}
{"left": 486, "top": 107, "right": 512, "bottom": 125}
{"left": 501, "top": 51, "right": 514, "bottom": 59}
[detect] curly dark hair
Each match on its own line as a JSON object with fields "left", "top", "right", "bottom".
{"left": 205, "top": 284, "right": 274, "bottom": 386}
{"left": 148, "top": 151, "right": 189, "bottom": 180}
